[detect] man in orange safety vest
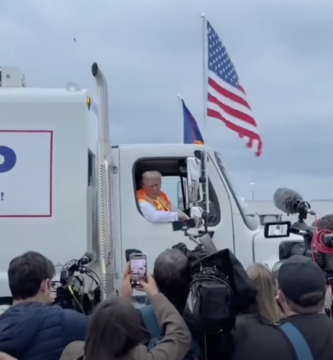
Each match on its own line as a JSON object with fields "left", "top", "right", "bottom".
{"left": 136, "top": 170, "right": 189, "bottom": 223}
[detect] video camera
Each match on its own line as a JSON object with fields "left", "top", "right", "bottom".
{"left": 263, "top": 188, "right": 333, "bottom": 276}
{"left": 171, "top": 233, "right": 257, "bottom": 360}
{"left": 53, "top": 252, "right": 102, "bottom": 314}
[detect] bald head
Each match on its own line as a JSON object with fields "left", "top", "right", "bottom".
{"left": 153, "top": 249, "right": 190, "bottom": 311}
{"left": 141, "top": 171, "right": 162, "bottom": 199}
{"left": 154, "top": 249, "right": 189, "bottom": 277}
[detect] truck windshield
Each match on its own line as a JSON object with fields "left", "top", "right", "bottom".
{"left": 214, "top": 152, "right": 259, "bottom": 231}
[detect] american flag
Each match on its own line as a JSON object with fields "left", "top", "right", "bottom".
{"left": 206, "top": 21, "right": 263, "bottom": 156}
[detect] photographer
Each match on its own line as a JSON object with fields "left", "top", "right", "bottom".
{"left": 60, "top": 264, "right": 192, "bottom": 360}
{"left": 0, "top": 251, "right": 88, "bottom": 360}
{"left": 149, "top": 249, "right": 191, "bottom": 313}
{"left": 138, "top": 249, "right": 201, "bottom": 360}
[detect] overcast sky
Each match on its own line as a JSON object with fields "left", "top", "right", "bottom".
{"left": 1, "top": 0, "right": 333, "bottom": 202}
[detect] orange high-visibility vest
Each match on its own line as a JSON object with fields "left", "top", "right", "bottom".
{"left": 136, "top": 189, "right": 171, "bottom": 212}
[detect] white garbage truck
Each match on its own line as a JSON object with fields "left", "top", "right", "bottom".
{"left": 0, "top": 64, "right": 302, "bottom": 305}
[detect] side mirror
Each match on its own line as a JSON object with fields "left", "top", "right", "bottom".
{"left": 264, "top": 221, "right": 291, "bottom": 238}
{"left": 186, "top": 157, "right": 202, "bottom": 204}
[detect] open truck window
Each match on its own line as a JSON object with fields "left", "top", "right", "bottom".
{"left": 214, "top": 152, "right": 258, "bottom": 231}
{"left": 133, "top": 158, "right": 220, "bottom": 226}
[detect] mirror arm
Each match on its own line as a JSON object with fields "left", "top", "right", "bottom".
{"left": 180, "top": 176, "right": 187, "bottom": 210}
{"left": 199, "top": 151, "right": 209, "bottom": 233}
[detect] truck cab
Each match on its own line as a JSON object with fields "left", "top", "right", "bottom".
{"left": 112, "top": 144, "right": 258, "bottom": 271}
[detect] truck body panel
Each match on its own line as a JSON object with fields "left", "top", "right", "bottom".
{"left": 0, "top": 88, "right": 98, "bottom": 296}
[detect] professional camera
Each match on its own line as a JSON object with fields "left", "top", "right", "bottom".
{"left": 263, "top": 188, "right": 333, "bottom": 276}
{"left": 278, "top": 223, "right": 333, "bottom": 275}
{"left": 53, "top": 252, "right": 102, "bottom": 315}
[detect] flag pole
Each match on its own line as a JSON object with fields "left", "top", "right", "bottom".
{"left": 200, "top": 13, "right": 210, "bottom": 221}
{"left": 201, "top": 13, "right": 208, "bottom": 132}
{"left": 177, "top": 94, "right": 183, "bottom": 143}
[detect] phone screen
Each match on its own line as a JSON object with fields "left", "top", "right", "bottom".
{"left": 130, "top": 254, "right": 147, "bottom": 286}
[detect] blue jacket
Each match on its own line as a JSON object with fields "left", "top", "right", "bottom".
{"left": 0, "top": 302, "right": 88, "bottom": 360}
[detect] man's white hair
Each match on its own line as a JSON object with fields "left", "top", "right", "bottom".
{"left": 142, "top": 171, "right": 162, "bottom": 180}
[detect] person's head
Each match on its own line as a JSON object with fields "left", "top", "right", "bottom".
{"left": 154, "top": 249, "right": 190, "bottom": 312}
{"left": 246, "top": 263, "right": 282, "bottom": 323}
{"left": 314, "top": 214, "right": 333, "bottom": 232}
{"left": 84, "top": 296, "right": 144, "bottom": 360}
{"left": 8, "top": 251, "right": 55, "bottom": 304}
{"left": 141, "top": 171, "right": 162, "bottom": 199}
{"left": 277, "top": 255, "right": 326, "bottom": 316}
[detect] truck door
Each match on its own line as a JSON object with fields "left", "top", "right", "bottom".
{"left": 118, "top": 148, "right": 234, "bottom": 274}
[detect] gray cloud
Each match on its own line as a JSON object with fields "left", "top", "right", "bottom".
{"left": 1, "top": 0, "right": 333, "bottom": 200}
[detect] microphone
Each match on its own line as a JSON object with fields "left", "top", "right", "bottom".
{"left": 59, "top": 251, "right": 96, "bottom": 285}
{"left": 273, "top": 188, "right": 315, "bottom": 216}
{"left": 77, "top": 251, "right": 96, "bottom": 266}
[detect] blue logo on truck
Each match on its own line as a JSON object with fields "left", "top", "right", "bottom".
{"left": 0, "top": 146, "right": 17, "bottom": 173}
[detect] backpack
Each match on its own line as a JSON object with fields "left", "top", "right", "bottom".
{"left": 182, "top": 245, "right": 256, "bottom": 338}
{"left": 276, "top": 321, "right": 313, "bottom": 360}
{"left": 140, "top": 305, "right": 202, "bottom": 360}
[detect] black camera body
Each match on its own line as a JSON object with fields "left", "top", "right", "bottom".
{"left": 267, "top": 188, "right": 333, "bottom": 276}
{"left": 53, "top": 257, "right": 101, "bottom": 314}
{"left": 279, "top": 220, "right": 333, "bottom": 275}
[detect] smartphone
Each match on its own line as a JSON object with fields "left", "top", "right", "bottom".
{"left": 125, "top": 249, "right": 142, "bottom": 263}
{"left": 129, "top": 253, "right": 147, "bottom": 287}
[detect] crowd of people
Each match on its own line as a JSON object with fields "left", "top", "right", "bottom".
{"left": 0, "top": 243, "right": 333, "bottom": 360}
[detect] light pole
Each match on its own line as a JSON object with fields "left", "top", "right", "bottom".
{"left": 251, "top": 182, "right": 255, "bottom": 201}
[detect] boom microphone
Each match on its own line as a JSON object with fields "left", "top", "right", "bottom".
{"left": 273, "top": 188, "right": 315, "bottom": 216}
{"left": 60, "top": 251, "right": 96, "bottom": 285}
{"left": 78, "top": 251, "right": 96, "bottom": 266}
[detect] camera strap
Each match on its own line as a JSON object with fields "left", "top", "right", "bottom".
{"left": 277, "top": 322, "right": 313, "bottom": 360}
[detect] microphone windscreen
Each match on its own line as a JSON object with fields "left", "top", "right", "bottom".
{"left": 84, "top": 251, "right": 96, "bottom": 262}
{"left": 273, "top": 188, "right": 303, "bottom": 214}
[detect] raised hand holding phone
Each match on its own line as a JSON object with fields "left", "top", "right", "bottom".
{"left": 120, "top": 262, "right": 133, "bottom": 298}
{"left": 139, "top": 273, "right": 159, "bottom": 297}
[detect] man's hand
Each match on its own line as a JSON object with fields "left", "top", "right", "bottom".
{"left": 120, "top": 263, "right": 133, "bottom": 298}
{"left": 139, "top": 273, "right": 159, "bottom": 297}
{"left": 177, "top": 210, "right": 190, "bottom": 221}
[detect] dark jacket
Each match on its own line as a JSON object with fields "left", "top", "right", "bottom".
{"left": 0, "top": 302, "right": 88, "bottom": 360}
{"left": 236, "top": 313, "right": 264, "bottom": 327}
{"left": 58, "top": 293, "right": 192, "bottom": 360}
{"left": 232, "top": 313, "right": 333, "bottom": 360}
